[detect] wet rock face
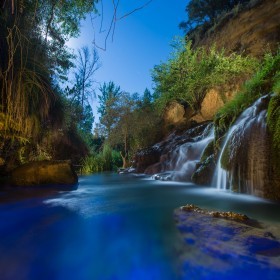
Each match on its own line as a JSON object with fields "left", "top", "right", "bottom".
{"left": 9, "top": 160, "right": 78, "bottom": 187}
{"left": 192, "top": 155, "right": 216, "bottom": 185}
{"left": 174, "top": 205, "right": 280, "bottom": 279}
{"left": 133, "top": 146, "right": 162, "bottom": 173}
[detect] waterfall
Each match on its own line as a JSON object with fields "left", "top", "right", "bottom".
{"left": 213, "top": 95, "right": 269, "bottom": 196}
{"left": 171, "top": 125, "right": 214, "bottom": 181}
{"left": 153, "top": 123, "right": 214, "bottom": 181}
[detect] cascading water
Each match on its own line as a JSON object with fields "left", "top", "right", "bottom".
{"left": 213, "top": 95, "right": 270, "bottom": 196}
{"left": 171, "top": 125, "right": 214, "bottom": 181}
{"left": 153, "top": 123, "right": 214, "bottom": 181}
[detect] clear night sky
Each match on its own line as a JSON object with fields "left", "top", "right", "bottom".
{"left": 68, "top": 1, "right": 187, "bottom": 96}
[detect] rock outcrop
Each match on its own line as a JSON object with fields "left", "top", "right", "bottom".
{"left": 174, "top": 205, "right": 280, "bottom": 278}
{"left": 163, "top": 101, "right": 186, "bottom": 126}
{"left": 9, "top": 160, "right": 78, "bottom": 187}
{"left": 195, "top": 0, "right": 280, "bottom": 57}
{"left": 163, "top": 89, "right": 237, "bottom": 134}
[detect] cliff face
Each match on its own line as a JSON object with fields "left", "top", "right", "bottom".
{"left": 134, "top": 0, "right": 280, "bottom": 200}
{"left": 195, "top": 0, "right": 280, "bottom": 57}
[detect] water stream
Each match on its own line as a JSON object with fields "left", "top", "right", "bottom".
{"left": 153, "top": 124, "right": 214, "bottom": 181}
{"left": 172, "top": 124, "right": 214, "bottom": 181}
{"left": 213, "top": 95, "right": 269, "bottom": 195}
{"left": 0, "top": 173, "right": 279, "bottom": 279}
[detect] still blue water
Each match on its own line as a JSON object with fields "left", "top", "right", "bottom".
{"left": 0, "top": 173, "right": 280, "bottom": 280}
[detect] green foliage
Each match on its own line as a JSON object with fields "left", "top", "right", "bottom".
{"left": 81, "top": 154, "right": 105, "bottom": 174}
{"left": 152, "top": 41, "right": 257, "bottom": 113}
{"left": 81, "top": 144, "right": 122, "bottom": 174}
{"left": 0, "top": 1, "right": 99, "bottom": 167}
{"left": 267, "top": 94, "right": 280, "bottom": 150}
{"left": 267, "top": 66, "right": 280, "bottom": 153}
{"left": 98, "top": 81, "right": 122, "bottom": 136}
{"left": 215, "top": 50, "right": 280, "bottom": 139}
{"left": 94, "top": 86, "right": 162, "bottom": 167}
{"left": 102, "top": 144, "right": 113, "bottom": 170}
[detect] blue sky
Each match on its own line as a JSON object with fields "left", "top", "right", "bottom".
{"left": 68, "top": 0, "right": 187, "bottom": 96}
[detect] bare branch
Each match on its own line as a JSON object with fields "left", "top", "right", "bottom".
{"left": 92, "top": 0, "right": 154, "bottom": 51}
{"left": 99, "top": 0, "right": 104, "bottom": 33}
{"left": 111, "top": 0, "right": 120, "bottom": 42}
{"left": 117, "top": 0, "right": 153, "bottom": 21}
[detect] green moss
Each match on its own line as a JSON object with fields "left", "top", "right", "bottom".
{"left": 220, "top": 142, "right": 231, "bottom": 170}
{"left": 267, "top": 94, "right": 280, "bottom": 152}
{"left": 201, "top": 140, "right": 214, "bottom": 162}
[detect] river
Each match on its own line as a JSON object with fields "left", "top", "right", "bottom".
{"left": 0, "top": 173, "right": 280, "bottom": 280}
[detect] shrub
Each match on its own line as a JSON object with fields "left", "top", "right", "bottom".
{"left": 152, "top": 41, "right": 257, "bottom": 114}
{"left": 81, "top": 144, "right": 122, "bottom": 174}
{"left": 215, "top": 50, "right": 280, "bottom": 139}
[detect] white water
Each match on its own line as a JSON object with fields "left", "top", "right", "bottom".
{"left": 172, "top": 124, "right": 214, "bottom": 181}
{"left": 213, "top": 96, "right": 268, "bottom": 192}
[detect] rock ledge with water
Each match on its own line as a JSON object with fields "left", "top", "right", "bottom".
{"left": 174, "top": 204, "right": 280, "bottom": 278}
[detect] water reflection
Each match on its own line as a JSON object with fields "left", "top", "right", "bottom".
{"left": 0, "top": 173, "right": 279, "bottom": 279}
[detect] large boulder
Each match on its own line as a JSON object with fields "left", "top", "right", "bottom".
{"left": 9, "top": 160, "right": 78, "bottom": 187}
{"left": 163, "top": 101, "right": 186, "bottom": 125}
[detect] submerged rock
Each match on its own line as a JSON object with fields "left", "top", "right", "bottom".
{"left": 175, "top": 204, "right": 280, "bottom": 278}
{"left": 9, "top": 160, "right": 78, "bottom": 187}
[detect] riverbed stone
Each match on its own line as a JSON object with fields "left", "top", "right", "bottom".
{"left": 174, "top": 205, "right": 280, "bottom": 278}
{"left": 10, "top": 160, "right": 78, "bottom": 187}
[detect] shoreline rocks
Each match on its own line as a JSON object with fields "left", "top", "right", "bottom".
{"left": 7, "top": 160, "right": 78, "bottom": 187}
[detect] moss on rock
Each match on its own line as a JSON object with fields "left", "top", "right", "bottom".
{"left": 9, "top": 160, "right": 78, "bottom": 187}
{"left": 192, "top": 155, "right": 215, "bottom": 185}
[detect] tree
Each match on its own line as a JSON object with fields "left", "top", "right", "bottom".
{"left": 108, "top": 92, "right": 137, "bottom": 168}
{"left": 0, "top": 1, "right": 99, "bottom": 166}
{"left": 0, "top": 0, "right": 99, "bottom": 136}
{"left": 180, "top": 0, "right": 249, "bottom": 33}
{"left": 74, "top": 46, "right": 100, "bottom": 109}
{"left": 97, "top": 81, "right": 122, "bottom": 137}
{"left": 142, "top": 88, "right": 152, "bottom": 106}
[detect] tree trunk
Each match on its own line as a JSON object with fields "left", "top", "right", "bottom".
{"left": 120, "top": 151, "right": 129, "bottom": 168}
